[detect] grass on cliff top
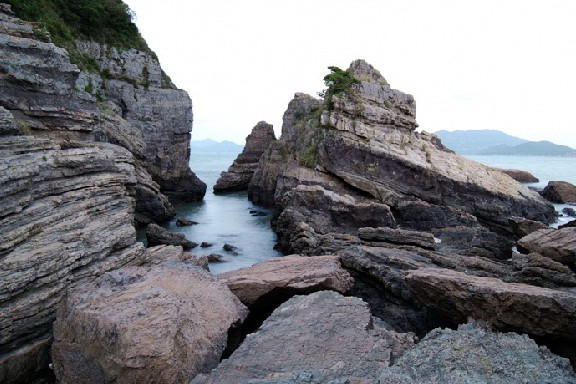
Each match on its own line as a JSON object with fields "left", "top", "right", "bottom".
{"left": 5, "top": 0, "right": 155, "bottom": 67}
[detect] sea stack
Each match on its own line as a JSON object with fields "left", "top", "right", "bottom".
{"left": 213, "top": 121, "right": 276, "bottom": 193}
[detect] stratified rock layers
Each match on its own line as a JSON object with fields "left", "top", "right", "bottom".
{"left": 0, "top": 134, "right": 144, "bottom": 383}
{"left": 0, "top": 5, "right": 204, "bottom": 382}
{"left": 247, "top": 60, "right": 574, "bottom": 366}
{"left": 0, "top": 7, "right": 205, "bottom": 225}
{"left": 214, "top": 121, "right": 276, "bottom": 193}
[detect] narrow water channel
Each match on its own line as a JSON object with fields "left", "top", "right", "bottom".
{"left": 162, "top": 151, "right": 283, "bottom": 274}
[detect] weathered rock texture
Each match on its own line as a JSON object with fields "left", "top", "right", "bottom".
{"left": 0, "top": 6, "right": 205, "bottom": 225}
{"left": 52, "top": 262, "right": 248, "bottom": 384}
{"left": 517, "top": 227, "right": 576, "bottom": 266}
{"left": 0, "top": 133, "right": 145, "bottom": 383}
{"left": 247, "top": 60, "right": 575, "bottom": 365}
{"left": 0, "top": 6, "right": 204, "bottom": 383}
{"left": 406, "top": 268, "right": 576, "bottom": 339}
{"left": 192, "top": 291, "right": 416, "bottom": 384}
{"left": 218, "top": 255, "right": 353, "bottom": 306}
{"left": 542, "top": 181, "right": 576, "bottom": 203}
{"left": 214, "top": 121, "right": 276, "bottom": 192}
{"left": 378, "top": 322, "right": 576, "bottom": 384}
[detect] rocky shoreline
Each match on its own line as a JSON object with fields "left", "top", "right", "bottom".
{"left": 2, "top": 3, "right": 576, "bottom": 383}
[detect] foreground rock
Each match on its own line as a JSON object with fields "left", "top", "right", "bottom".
{"left": 214, "top": 121, "right": 276, "bottom": 193}
{"left": 218, "top": 255, "right": 353, "bottom": 306}
{"left": 406, "top": 268, "right": 576, "bottom": 339}
{"left": 379, "top": 322, "right": 576, "bottom": 383}
{"left": 542, "top": 181, "right": 576, "bottom": 203}
{"left": 517, "top": 227, "right": 576, "bottom": 266}
{"left": 52, "top": 262, "right": 248, "bottom": 384}
{"left": 192, "top": 291, "right": 416, "bottom": 384}
{"left": 145, "top": 223, "right": 197, "bottom": 249}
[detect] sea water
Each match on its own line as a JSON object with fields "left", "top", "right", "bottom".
{"left": 163, "top": 152, "right": 283, "bottom": 274}
{"left": 467, "top": 155, "right": 576, "bottom": 227}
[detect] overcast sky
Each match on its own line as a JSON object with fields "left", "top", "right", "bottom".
{"left": 123, "top": 0, "right": 576, "bottom": 148}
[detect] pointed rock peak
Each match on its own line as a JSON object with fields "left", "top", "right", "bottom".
{"left": 347, "top": 59, "right": 388, "bottom": 85}
{"left": 253, "top": 121, "right": 274, "bottom": 133}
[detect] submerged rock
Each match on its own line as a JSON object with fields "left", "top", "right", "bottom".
{"left": 542, "top": 181, "right": 576, "bottom": 203}
{"left": 192, "top": 291, "right": 416, "bottom": 384}
{"left": 145, "top": 223, "right": 197, "bottom": 249}
{"left": 52, "top": 262, "right": 248, "bottom": 384}
{"left": 214, "top": 121, "right": 276, "bottom": 193}
{"left": 378, "top": 322, "right": 576, "bottom": 384}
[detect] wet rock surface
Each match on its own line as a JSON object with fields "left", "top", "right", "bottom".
{"left": 52, "top": 262, "right": 248, "bottom": 384}
{"left": 145, "top": 223, "right": 197, "bottom": 250}
{"left": 214, "top": 121, "right": 276, "bottom": 193}
{"left": 192, "top": 291, "right": 416, "bottom": 384}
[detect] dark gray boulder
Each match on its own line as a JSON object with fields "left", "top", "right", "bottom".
{"left": 145, "top": 223, "right": 197, "bottom": 249}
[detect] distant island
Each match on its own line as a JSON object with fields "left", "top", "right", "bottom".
{"left": 434, "top": 129, "right": 576, "bottom": 156}
{"left": 191, "top": 139, "right": 244, "bottom": 153}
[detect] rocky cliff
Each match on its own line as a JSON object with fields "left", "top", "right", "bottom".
{"left": 0, "top": 4, "right": 205, "bottom": 382}
{"left": 248, "top": 60, "right": 576, "bottom": 364}
{"left": 0, "top": 4, "right": 205, "bottom": 224}
{"left": 214, "top": 121, "right": 276, "bottom": 193}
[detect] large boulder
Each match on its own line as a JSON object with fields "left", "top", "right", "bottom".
{"left": 52, "top": 262, "right": 248, "bottom": 384}
{"left": 517, "top": 227, "right": 576, "bottom": 266}
{"left": 192, "top": 291, "right": 416, "bottom": 384}
{"left": 542, "top": 181, "right": 576, "bottom": 203}
{"left": 379, "top": 322, "right": 576, "bottom": 384}
{"left": 214, "top": 121, "right": 276, "bottom": 193}
{"left": 218, "top": 255, "right": 353, "bottom": 306}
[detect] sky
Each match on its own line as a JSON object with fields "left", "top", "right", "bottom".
{"left": 123, "top": 0, "right": 576, "bottom": 148}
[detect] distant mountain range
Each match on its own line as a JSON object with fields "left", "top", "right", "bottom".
{"left": 434, "top": 130, "right": 576, "bottom": 156}
{"left": 191, "top": 139, "right": 243, "bottom": 153}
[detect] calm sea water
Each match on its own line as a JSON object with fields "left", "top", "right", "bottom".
{"left": 467, "top": 155, "right": 576, "bottom": 227}
{"left": 164, "top": 152, "right": 282, "bottom": 274}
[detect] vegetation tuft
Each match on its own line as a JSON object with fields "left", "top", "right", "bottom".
{"left": 318, "top": 66, "right": 359, "bottom": 109}
{"left": 5, "top": 0, "right": 154, "bottom": 70}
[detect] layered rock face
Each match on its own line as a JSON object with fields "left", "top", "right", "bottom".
{"left": 0, "top": 112, "right": 145, "bottom": 382}
{"left": 75, "top": 41, "right": 206, "bottom": 203}
{"left": 0, "top": 5, "right": 204, "bottom": 382}
{"left": 214, "top": 121, "right": 276, "bottom": 193}
{"left": 0, "top": 6, "right": 205, "bottom": 224}
{"left": 248, "top": 60, "right": 576, "bottom": 365}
